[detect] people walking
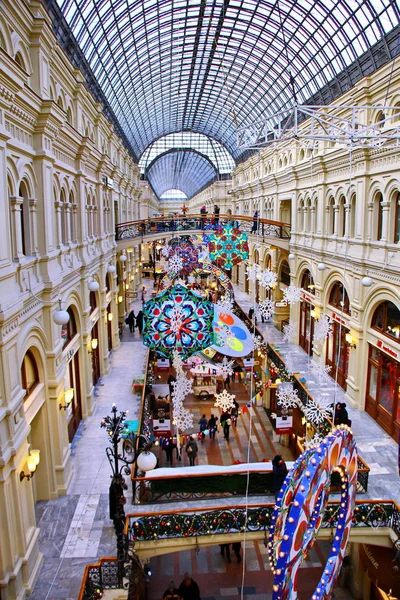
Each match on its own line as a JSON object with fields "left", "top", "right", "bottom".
{"left": 272, "top": 454, "right": 288, "bottom": 501}
{"left": 207, "top": 414, "right": 218, "bottom": 440}
{"left": 126, "top": 310, "right": 136, "bottom": 333}
{"left": 232, "top": 541, "right": 242, "bottom": 562}
{"left": 185, "top": 436, "right": 198, "bottom": 466}
{"left": 198, "top": 414, "right": 208, "bottom": 440}
{"left": 141, "top": 286, "right": 147, "bottom": 303}
{"left": 163, "top": 581, "right": 182, "bottom": 600}
{"left": 220, "top": 543, "right": 231, "bottom": 563}
{"left": 213, "top": 204, "right": 220, "bottom": 226}
{"left": 178, "top": 573, "right": 201, "bottom": 600}
{"left": 136, "top": 310, "right": 144, "bottom": 334}
{"left": 162, "top": 437, "right": 175, "bottom": 465}
{"left": 251, "top": 210, "right": 259, "bottom": 233}
{"left": 200, "top": 205, "right": 207, "bottom": 229}
{"left": 220, "top": 411, "right": 231, "bottom": 441}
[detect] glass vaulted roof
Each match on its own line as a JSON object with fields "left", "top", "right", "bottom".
{"left": 54, "top": 0, "right": 400, "bottom": 198}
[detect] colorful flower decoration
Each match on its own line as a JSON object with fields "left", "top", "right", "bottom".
{"left": 142, "top": 284, "right": 214, "bottom": 359}
{"left": 167, "top": 243, "right": 200, "bottom": 276}
{"left": 268, "top": 427, "right": 357, "bottom": 600}
{"left": 208, "top": 224, "right": 249, "bottom": 270}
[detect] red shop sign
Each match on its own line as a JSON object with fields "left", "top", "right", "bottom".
{"left": 331, "top": 312, "right": 347, "bottom": 326}
{"left": 376, "top": 339, "right": 399, "bottom": 360}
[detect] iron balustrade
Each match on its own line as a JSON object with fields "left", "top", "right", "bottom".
{"left": 115, "top": 214, "right": 291, "bottom": 242}
{"left": 126, "top": 500, "right": 400, "bottom": 542}
{"left": 78, "top": 557, "right": 120, "bottom": 600}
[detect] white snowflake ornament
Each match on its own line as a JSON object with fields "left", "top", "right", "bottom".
{"left": 246, "top": 263, "right": 261, "bottom": 282}
{"left": 310, "top": 355, "right": 332, "bottom": 383}
{"left": 252, "top": 334, "right": 264, "bottom": 351}
{"left": 304, "top": 432, "right": 325, "bottom": 449}
{"left": 161, "top": 246, "right": 170, "bottom": 258}
{"left": 172, "top": 372, "right": 193, "bottom": 404}
{"left": 276, "top": 386, "right": 299, "bottom": 410}
{"left": 313, "top": 314, "right": 333, "bottom": 343}
{"left": 220, "top": 356, "right": 234, "bottom": 380}
{"left": 173, "top": 407, "right": 194, "bottom": 432}
{"left": 258, "top": 298, "right": 275, "bottom": 319}
{"left": 281, "top": 285, "right": 303, "bottom": 306}
{"left": 259, "top": 268, "right": 278, "bottom": 290}
{"left": 216, "top": 296, "right": 234, "bottom": 313}
{"left": 172, "top": 351, "right": 184, "bottom": 375}
{"left": 282, "top": 321, "right": 297, "bottom": 344}
{"left": 214, "top": 389, "right": 236, "bottom": 411}
{"left": 188, "top": 275, "right": 196, "bottom": 284}
{"left": 168, "top": 254, "right": 184, "bottom": 273}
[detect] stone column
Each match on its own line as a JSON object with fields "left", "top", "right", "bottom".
{"left": 344, "top": 202, "right": 351, "bottom": 238}
{"left": 54, "top": 200, "right": 62, "bottom": 248}
{"left": 9, "top": 196, "right": 24, "bottom": 259}
{"left": 379, "top": 200, "right": 391, "bottom": 242}
{"left": 28, "top": 198, "right": 39, "bottom": 256}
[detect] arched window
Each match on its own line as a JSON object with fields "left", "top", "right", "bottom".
{"left": 19, "top": 180, "right": 30, "bottom": 256}
{"left": 375, "top": 192, "right": 384, "bottom": 241}
{"left": 298, "top": 200, "right": 304, "bottom": 231}
{"left": 375, "top": 110, "right": 385, "bottom": 129}
{"left": 338, "top": 195, "right": 346, "bottom": 237}
{"left": 301, "top": 269, "right": 315, "bottom": 293}
{"left": 89, "top": 291, "right": 97, "bottom": 313}
{"left": 327, "top": 197, "right": 335, "bottom": 235}
{"left": 21, "top": 349, "right": 39, "bottom": 399}
{"left": 62, "top": 307, "right": 78, "bottom": 349}
{"left": 106, "top": 273, "right": 112, "bottom": 293}
{"left": 280, "top": 260, "right": 290, "bottom": 286}
{"left": 66, "top": 106, "right": 73, "bottom": 125}
{"left": 393, "top": 191, "right": 400, "bottom": 244}
{"left": 15, "top": 51, "right": 25, "bottom": 70}
{"left": 69, "top": 190, "right": 75, "bottom": 242}
{"left": 393, "top": 102, "right": 400, "bottom": 123}
{"left": 60, "top": 189, "right": 67, "bottom": 244}
{"left": 329, "top": 282, "right": 350, "bottom": 314}
{"left": 349, "top": 193, "right": 356, "bottom": 238}
{"left": 372, "top": 301, "right": 400, "bottom": 341}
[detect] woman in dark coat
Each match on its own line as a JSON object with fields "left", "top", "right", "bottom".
{"left": 272, "top": 455, "right": 288, "bottom": 500}
{"left": 334, "top": 402, "right": 350, "bottom": 425}
{"left": 136, "top": 310, "right": 144, "bottom": 334}
{"left": 185, "top": 437, "right": 198, "bottom": 466}
{"left": 126, "top": 310, "right": 135, "bottom": 333}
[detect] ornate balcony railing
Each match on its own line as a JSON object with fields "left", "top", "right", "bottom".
{"left": 78, "top": 557, "right": 120, "bottom": 600}
{"left": 116, "top": 214, "right": 291, "bottom": 242}
{"left": 127, "top": 500, "right": 400, "bottom": 543}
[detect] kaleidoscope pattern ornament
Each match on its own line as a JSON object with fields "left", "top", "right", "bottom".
{"left": 258, "top": 298, "right": 275, "bottom": 320}
{"left": 214, "top": 389, "right": 236, "bottom": 411}
{"left": 269, "top": 427, "right": 357, "bottom": 600}
{"left": 168, "top": 254, "right": 184, "bottom": 274}
{"left": 142, "top": 284, "right": 214, "bottom": 359}
{"left": 208, "top": 224, "right": 249, "bottom": 270}
{"left": 167, "top": 242, "right": 200, "bottom": 276}
{"left": 281, "top": 285, "right": 303, "bottom": 305}
{"left": 313, "top": 313, "right": 334, "bottom": 343}
{"left": 282, "top": 321, "right": 297, "bottom": 344}
{"left": 259, "top": 268, "right": 278, "bottom": 290}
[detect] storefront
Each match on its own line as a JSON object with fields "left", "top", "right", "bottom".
{"left": 326, "top": 282, "right": 350, "bottom": 390}
{"left": 62, "top": 307, "right": 82, "bottom": 442}
{"left": 89, "top": 291, "right": 101, "bottom": 386}
{"left": 366, "top": 301, "right": 400, "bottom": 440}
{"left": 299, "top": 270, "right": 315, "bottom": 355}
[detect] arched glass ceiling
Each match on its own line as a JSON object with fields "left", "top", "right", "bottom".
{"left": 139, "top": 132, "right": 235, "bottom": 175}
{"left": 52, "top": 0, "right": 400, "bottom": 200}
{"left": 145, "top": 150, "right": 217, "bottom": 199}
{"left": 160, "top": 189, "right": 188, "bottom": 199}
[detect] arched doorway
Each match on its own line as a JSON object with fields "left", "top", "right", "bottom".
{"left": 366, "top": 301, "right": 400, "bottom": 439}
{"left": 89, "top": 291, "right": 101, "bottom": 386}
{"left": 62, "top": 307, "right": 82, "bottom": 441}
{"left": 299, "top": 269, "right": 315, "bottom": 355}
{"left": 326, "top": 282, "right": 350, "bottom": 390}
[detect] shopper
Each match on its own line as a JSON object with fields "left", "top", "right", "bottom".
{"left": 272, "top": 455, "right": 288, "bottom": 500}
{"left": 162, "top": 437, "right": 175, "bottom": 465}
{"left": 126, "top": 310, "right": 136, "bottom": 333}
{"left": 178, "top": 573, "right": 201, "bottom": 600}
{"left": 198, "top": 414, "right": 208, "bottom": 433}
{"left": 232, "top": 541, "right": 242, "bottom": 563}
{"left": 207, "top": 414, "right": 218, "bottom": 440}
{"left": 334, "top": 402, "right": 350, "bottom": 426}
{"left": 185, "top": 436, "right": 198, "bottom": 466}
{"left": 163, "top": 581, "right": 182, "bottom": 600}
{"left": 220, "top": 411, "right": 231, "bottom": 442}
{"left": 136, "top": 310, "right": 144, "bottom": 334}
{"left": 220, "top": 543, "right": 231, "bottom": 563}
{"left": 251, "top": 210, "right": 259, "bottom": 233}
{"left": 213, "top": 204, "right": 220, "bottom": 226}
{"left": 141, "top": 286, "right": 147, "bottom": 303}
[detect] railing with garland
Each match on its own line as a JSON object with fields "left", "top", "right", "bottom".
{"left": 116, "top": 214, "right": 291, "bottom": 242}
{"left": 126, "top": 500, "right": 400, "bottom": 543}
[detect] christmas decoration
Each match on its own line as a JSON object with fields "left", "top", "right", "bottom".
{"left": 167, "top": 242, "right": 200, "bottom": 276}
{"left": 276, "top": 385, "right": 299, "bottom": 410}
{"left": 282, "top": 321, "right": 297, "bottom": 344}
{"left": 311, "top": 355, "right": 332, "bottom": 383}
{"left": 212, "top": 307, "right": 253, "bottom": 357}
{"left": 246, "top": 263, "right": 261, "bottom": 282}
{"left": 173, "top": 407, "right": 194, "bottom": 432}
{"left": 143, "top": 284, "right": 214, "bottom": 359}
{"left": 259, "top": 268, "right": 278, "bottom": 290}
{"left": 258, "top": 298, "right": 275, "bottom": 320}
{"left": 208, "top": 224, "right": 249, "bottom": 270}
{"left": 172, "top": 350, "right": 184, "bottom": 375}
{"left": 214, "top": 389, "right": 236, "bottom": 411}
{"left": 188, "top": 275, "right": 196, "bottom": 284}
{"left": 269, "top": 427, "right": 357, "bottom": 600}
{"left": 168, "top": 253, "right": 184, "bottom": 274}
{"left": 303, "top": 393, "right": 334, "bottom": 426}
{"left": 171, "top": 372, "right": 193, "bottom": 405}
{"left": 216, "top": 296, "right": 234, "bottom": 313}
{"left": 252, "top": 334, "right": 264, "bottom": 351}
{"left": 218, "top": 356, "right": 234, "bottom": 380}
{"left": 313, "top": 313, "right": 333, "bottom": 343}
{"left": 281, "top": 285, "right": 303, "bottom": 305}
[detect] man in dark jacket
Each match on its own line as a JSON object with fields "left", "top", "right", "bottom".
{"left": 136, "top": 310, "right": 144, "bottom": 334}
{"left": 126, "top": 310, "right": 135, "bottom": 333}
{"left": 163, "top": 581, "right": 181, "bottom": 600}
{"left": 272, "top": 455, "right": 288, "bottom": 500}
{"left": 178, "top": 573, "right": 200, "bottom": 600}
{"left": 334, "top": 402, "right": 350, "bottom": 426}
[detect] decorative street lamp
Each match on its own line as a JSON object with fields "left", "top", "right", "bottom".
{"left": 101, "top": 404, "right": 154, "bottom": 592}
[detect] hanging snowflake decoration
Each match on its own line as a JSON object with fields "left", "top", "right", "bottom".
{"left": 161, "top": 245, "right": 170, "bottom": 258}
{"left": 168, "top": 254, "right": 184, "bottom": 273}
{"left": 214, "top": 326, "right": 230, "bottom": 347}
{"left": 247, "top": 263, "right": 261, "bottom": 282}
{"left": 282, "top": 321, "right": 297, "bottom": 344}
{"left": 304, "top": 431, "right": 325, "bottom": 449}
{"left": 216, "top": 296, "right": 234, "bottom": 313}
{"left": 173, "top": 407, "right": 194, "bottom": 432}
{"left": 311, "top": 355, "right": 332, "bottom": 383}
{"left": 313, "top": 314, "right": 333, "bottom": 343}
{"left": 303, "top": 394, "right": 333, "bottom": 426}
{"left": 188, "top": 275, "right": 196, "bottom": 284}
{"left": 252, "top": 334, "right": 264, "bottom": 351}
{"left": 258, "top": 298, "right": 275, "bottom": 319}
{"left": 172, "top": 350, "right": 184, "bottom": 375}
{"left": 214, "top": 389, "right": 236, "bottom": 411}
{"left": 220, "top": 356, "right": 234, "bottom": 380}
{"left": 276, "top": 386, "right": 299, "bottom": 410}
{"left": 259, "top": 268, "right": 278, "bottom": 290}
{"left": 172, "top": 372, "right": 193, "bottom": 404}
{"left": 281, "top": 285, "right": 303, "bottom": 306}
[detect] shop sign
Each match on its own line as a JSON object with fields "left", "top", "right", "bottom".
{"left": 63, "top": 336, "right": 80, "bottom": 362}
{"left": 376, "top": 339, "right": 399, "bottom": 359}
{"left": 331, "top": 312, "right": 347, "bottom": 326}
{"left": 302, "top": 293, "right": 313, "bottom": 303}
{"left": 276, "top": 415, "right": 293, "bottom": 435}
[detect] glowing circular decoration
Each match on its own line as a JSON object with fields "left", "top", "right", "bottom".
{"left": 361, "top": 276, "right": 373, "bottom": 287}
{"left": 208, "top": 224, "right": 249, "bottom": 270}
{"left": 269, "top": 427, "right": 357, "bottom": 600}
{"left": 142, "top": 284, "right": 214, "bottom": 359}
{"left": 288, "top": 253, "right": 295, "bottom": 260}
{"left": 317, "top": 262, "right": 327, "bottom": 271}
{"left": 136, "top": 451, "right": 157, "bottom": 472}
{"left": 211, "top": 306, "right": 253, "bottom": 357}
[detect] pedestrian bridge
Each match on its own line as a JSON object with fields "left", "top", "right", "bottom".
{"left": 115, "top": 214, "right": 291, "bottom": 252}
